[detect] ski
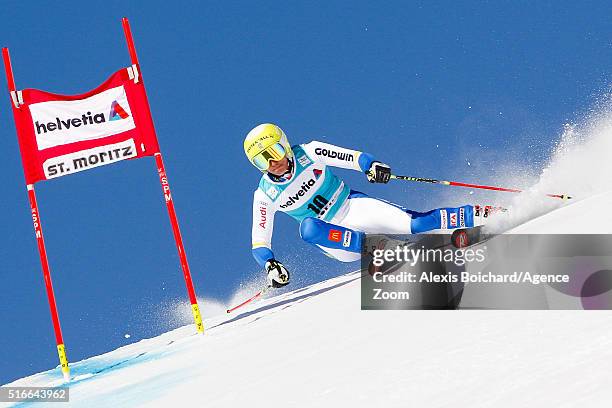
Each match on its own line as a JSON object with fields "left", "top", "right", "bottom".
{"left": 226, "top": 285, "right": 272, "bottom": 314}
{"left": 451, "top": 205, "right": 506, "bottom": 248}
{"left": 451, "top": 225, "right": 486, "bottom": 248}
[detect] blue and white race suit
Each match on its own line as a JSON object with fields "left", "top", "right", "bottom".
{"left": 251, "top": 141, "right": 476, "bottom": 265}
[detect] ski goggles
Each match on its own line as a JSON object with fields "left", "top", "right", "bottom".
{"left": 252, "top": 143, "right": 287, "bottom": 171}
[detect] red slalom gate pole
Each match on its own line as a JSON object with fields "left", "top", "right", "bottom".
{"left": 3, "top": 47, "right": 70, "bottom": 381}
{"left": 2, "top": 48, "right": 16, "bottom": 91}
{"left": 122, "top": 18, "right": 204, "bottom": 333}
{"left": 155, "top": 153, "right": 204, "bottom": 333}
{"left": 27, "top": 186, "right": 71, "bottom": 381}
{"left": 121, "top": 17, "right": 139, "bottom": 67}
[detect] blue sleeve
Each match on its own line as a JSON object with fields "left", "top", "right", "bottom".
{"left": 252, "top": 247, "right": 275, "bottom": 268}
{"left": 358, "top": 152, "right": 376, "bottom": 172}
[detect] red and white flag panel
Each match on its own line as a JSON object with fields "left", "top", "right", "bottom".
{"left": 9, "top": 66, "right": 160, "bottom": 184}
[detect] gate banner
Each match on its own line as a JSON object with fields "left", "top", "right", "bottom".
{"left": 10, "top": 66, "right": 160, "bottom": 184}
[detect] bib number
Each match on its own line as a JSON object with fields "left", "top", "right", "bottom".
{"left": 307, "top": 195, "right": 329, "bottom": 215}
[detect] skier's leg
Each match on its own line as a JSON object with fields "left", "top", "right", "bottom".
{"left": 299, "top": 217, "right": 363, "bottom": 262}
{"left": 299, "top": 197, "right": 480, "bottom": 261}
{"left": 333, "top": 194, "right": 412, "bottom": 234}
{"left": 408, "top": 205, "right": 475, "bottom": 233}
{"left": 336, "top": 193, "right": 476, "bottom": 234}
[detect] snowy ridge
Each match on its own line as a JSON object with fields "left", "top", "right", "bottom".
{"left": 505, "top": 190, "right": 612, "bottom": 233}
{"left": 3, "top": 191, "right": 612, "bottom": 407}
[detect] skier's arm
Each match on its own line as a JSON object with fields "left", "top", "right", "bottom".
{"left": 302, "top": 141, "right": 376, "bottom": 172}
{"left": 251, "top": 190, "right": 278, "bottom": 267}
{"left": 302, "top": 141, "right": 390, "bottom": 183}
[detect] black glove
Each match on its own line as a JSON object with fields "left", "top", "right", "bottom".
{"left": 366, "top": 161, "right": 391, "bottom": 183}
{"left": 265, "top": 259, "right": 290, "bottom": 288}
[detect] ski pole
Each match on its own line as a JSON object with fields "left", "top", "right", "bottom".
{"left": 387, "top": 174, "right": 572, "bottom": 200}
{"left": 226, "top": 285, "right": 271, "bottom": 314}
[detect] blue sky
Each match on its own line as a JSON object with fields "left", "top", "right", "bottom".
{"left": 2, "top": 0, "right": 612, "bottom": 383}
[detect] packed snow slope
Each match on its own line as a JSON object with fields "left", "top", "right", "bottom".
{"left": 3, "top": 190, "right": 612, "bottom": 407}
{"left": 5, "top": 106, "right": 612, "bottom": 406}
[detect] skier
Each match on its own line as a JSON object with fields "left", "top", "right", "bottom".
{"left": 244, "top": 123, "right": 485, "bottom": 288}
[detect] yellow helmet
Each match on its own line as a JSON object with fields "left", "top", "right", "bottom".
{"left": 244, "top": 123, "right": 293, "bottom": 172}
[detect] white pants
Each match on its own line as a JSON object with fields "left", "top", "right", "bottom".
{"left": 317, "top": 197, "right": 413, "bottom": 262}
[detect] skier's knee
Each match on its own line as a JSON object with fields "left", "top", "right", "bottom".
{"left": 299, "top": 217, "right": 322, "bottom": 244}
